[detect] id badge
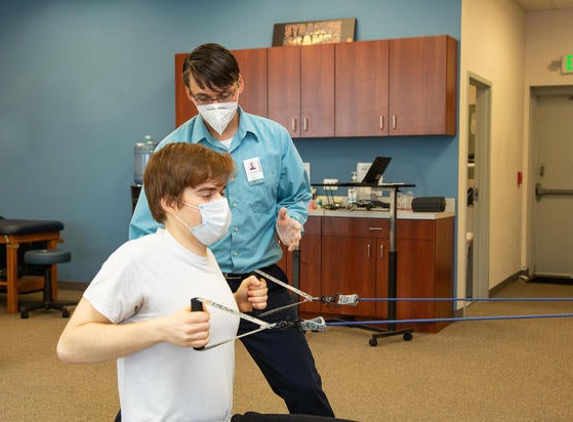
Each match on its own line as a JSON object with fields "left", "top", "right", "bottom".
{"left": 243, "top": 157, "right": 264, "bottom": 183}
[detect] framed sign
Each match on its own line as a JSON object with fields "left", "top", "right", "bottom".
{"left": 272, "top": 18, "right": 356, "bottom": 47}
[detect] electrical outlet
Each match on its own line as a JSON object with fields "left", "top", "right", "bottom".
{"left": 323, "top": 178, "right": 338, "bottom": 191}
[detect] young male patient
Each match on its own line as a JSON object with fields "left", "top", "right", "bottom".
{"left": 57, "top": 143, "right": 267, "bottom": 421}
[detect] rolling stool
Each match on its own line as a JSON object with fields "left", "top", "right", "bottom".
{"left": 19, "top": 249, "right": 76, "bottom": 319}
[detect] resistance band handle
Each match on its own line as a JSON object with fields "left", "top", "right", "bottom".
{"left": 190, "top": 297, "right": 206, "bottom": 351}
{"left": 191, "top": 297, "right": 203, "bottom": 312}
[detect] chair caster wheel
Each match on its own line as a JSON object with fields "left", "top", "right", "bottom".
{"left": 403, "top": 333, "right": 413, "bottom": 341}
{"left": 369, "top": 338, "right": 378, "bottom": 347}
{"left": 62, "top": 308, "right": 70, "bottom": 318}
{"left": 20, "top": 311, "right": 29, "bottom": 319}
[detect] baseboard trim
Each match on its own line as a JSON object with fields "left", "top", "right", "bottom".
{"left": 489, "top": 271, "right": 521, "bottom": 297}
{"left": 454, "top": 271, "right": 521, "bottom": 318}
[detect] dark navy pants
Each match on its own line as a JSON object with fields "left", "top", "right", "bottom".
{"left": 226, "top": 264, "right": 334, "bottom": 417}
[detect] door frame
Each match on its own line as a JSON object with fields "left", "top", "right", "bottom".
{"left": 468, "top": 72, "right": 492, "bottom": 298}
{"left": 526, "top": 85, "right": 573, "bottom": 278}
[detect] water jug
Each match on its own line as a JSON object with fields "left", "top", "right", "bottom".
{"left": 134, "top": 135, "right": 157, "bottom": 184}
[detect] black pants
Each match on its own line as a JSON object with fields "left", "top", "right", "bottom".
{"left": 231, "top": 412, "right": 357, "bottom": 421}
{"left": 226, "top": 264, "right": 334, "bottom": 417}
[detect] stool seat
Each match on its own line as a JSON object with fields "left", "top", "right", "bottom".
{"left": 25, "top": 249, "right": 71, "bottom": 266}
{"left": 20, "top": 249, "right": 76, "bottom": 319}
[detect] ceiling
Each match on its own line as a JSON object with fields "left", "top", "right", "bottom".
{"left": 514, "top": 0, "right": 573, "bottom": 11}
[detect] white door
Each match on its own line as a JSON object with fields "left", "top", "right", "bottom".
{"left": 468, "top": 76, "right": 491, "bottom": 298}
{"left": 532, "top": 89, "right": 573, "bottom": 278}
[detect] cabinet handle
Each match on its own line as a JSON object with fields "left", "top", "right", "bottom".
{"left": 392, "top": 115, "right": 397, "bottom": 130}
{"left": 303, "top": 117, "right": 308, "bottom": 132}
{"left": 291, "top": 118, "right": 297, "bottom": 133}
{"left": 368, "top": 227, "right": 383, "bottom": 231}
{"left": 367, "top": 243, "right": 371, "bottom": 258}
{"left": 380, "top": 244, "right": 384, "bottom": 258}
{"left": 379, "top": 116, "right": 385, "bottom": 130}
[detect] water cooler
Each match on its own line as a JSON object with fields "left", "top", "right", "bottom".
{"left": 131, "top": 135, "right": 157, "bottom": 213}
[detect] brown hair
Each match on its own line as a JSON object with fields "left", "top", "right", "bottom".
{"left": 182, "top": 43, "right": 240, "bottom": 91}
{"left": 143, "top": 143, "right": 234, "bottom": 223}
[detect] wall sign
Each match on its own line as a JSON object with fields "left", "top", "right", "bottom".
{"left": 272, "top": 18, "right": 356, "bottom": 47}
{"left": 562, "top": 54, "right": 573, "bottom": 74}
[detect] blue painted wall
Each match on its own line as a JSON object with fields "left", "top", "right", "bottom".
{"left": 0, "top": 0, "right": 461, "bottom": 282}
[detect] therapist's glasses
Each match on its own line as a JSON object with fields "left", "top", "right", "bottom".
{"left": 191, "top": 84, "right": 239, "bottom": 105}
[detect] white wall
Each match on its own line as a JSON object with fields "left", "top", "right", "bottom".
{"left": 460, "top": 0, "right": 526, "bottom": 296}
{"left": 522, "top": 9, "right": 573, "bottom": 274}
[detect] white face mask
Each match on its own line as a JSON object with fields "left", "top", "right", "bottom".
{"left": 174, "top": 197, "right": 232, "bottom": 246}
{"left": 196, "top": 101, "right": 238, "bottom": 135}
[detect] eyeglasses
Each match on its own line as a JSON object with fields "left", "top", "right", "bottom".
{"left": 191, "top": 84, "right": 239, "bottom": 105}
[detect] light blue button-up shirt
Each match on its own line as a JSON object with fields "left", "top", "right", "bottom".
{"left": 129, "top": 108, "right": 311, "bottom": 274}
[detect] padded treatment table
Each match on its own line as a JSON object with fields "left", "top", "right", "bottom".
{"left": 0, "top": 219, "right": 64, "bottom": 314}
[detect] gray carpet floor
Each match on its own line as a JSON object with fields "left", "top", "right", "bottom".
{"left": 1, "top": 279, "right": 573, "bottom": 421}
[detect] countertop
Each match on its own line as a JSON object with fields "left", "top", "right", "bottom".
{"left": 308, "top": 209, "right": 455, "bottom": 220}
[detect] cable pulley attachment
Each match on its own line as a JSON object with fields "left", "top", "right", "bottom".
{"left": 253, "top": 269, "right": 360, "bottom": 312}
{"left": 191, "top": 297, "right": 327, "bottom": 351}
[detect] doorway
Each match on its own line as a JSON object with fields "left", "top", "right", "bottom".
{"left": 530, "top": 86, "right": 573, "bottom": 280}
{"left": 467, "top": 75, "right": 492, "bottom": 298}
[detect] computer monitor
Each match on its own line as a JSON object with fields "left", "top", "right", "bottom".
{"left": 361, "top": 156, "right": 392, "bottom": 184}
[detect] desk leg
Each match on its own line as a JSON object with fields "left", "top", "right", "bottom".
{"left": 48, "top": 239, "right": 59, "bottom": 300}
{"left": 6, "top": 243, "right": 19, "bottom": 314}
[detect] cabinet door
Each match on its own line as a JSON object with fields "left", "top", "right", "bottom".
{"left": 268, "top": 45, "right": 334, "bottom": 138}
{"left": 300, "top": 44, "right": 334, "bottom": 137}
{"left": 321, "top": 235, "right": 376, "bottom": 317}
{"left": 276, "top": 216, "right": 321, "bottom": 314}
{"left": 389, "top": 35, "right": 458, "bottom": 135}
{"left": 335, "top": 40, "right": 389, "bottom": 137}
{"left": 395, "top": 218, "right": 454, "bottom": 333}
{"left": 234, "top": 48, "right": 268, "bottom": 118}
{"left": 299, "top": 233, "right": 322, "bottom": 313}
{"left": 175, "top": 48, "right": 268, "bottom": 128}
{"left": 175, "top": 52, "right": 195, "bottom": 128}
{"left": 268, "top": 46, "right": 301, "bottom": 137}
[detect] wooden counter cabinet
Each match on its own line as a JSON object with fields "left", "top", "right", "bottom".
{"left": 290, "top": 214, "right": 455, "bottom": 334}
{"left": 276, "top": 216, "right": 322, "bottom": 313}
{"left": 395, "top": 218, "right": 455, "bottom": 333}
{"left": 321, "top": 217, "right": 388, "bottom": 318}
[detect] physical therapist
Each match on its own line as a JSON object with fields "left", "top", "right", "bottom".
{"left": 130, "top": 43, "right": 334, "bottom": 417}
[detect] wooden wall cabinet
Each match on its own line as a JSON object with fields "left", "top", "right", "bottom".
{"left": 335, "top": 40, "right": 390, "bottom": 137}
{"left": 335, "top": 35, "right": 458, "bottom": 137}
{"left": 268, "top": 44, "right": 335, "bottom": 138}
{"left": 388, "top": 35, "right": 458, "bottom": 136}
{"left": 174, "top": 52, "right": 195, "bottom": 127}
{"left": 175, "top": 35, "right": 457, "bottom": 136}
{"left": 175, "top": 47, "right": 268, "bottom": 127}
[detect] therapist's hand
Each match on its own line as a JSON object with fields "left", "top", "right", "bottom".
{"left": 276, "top": 207, "right": 302, "bottom": 252}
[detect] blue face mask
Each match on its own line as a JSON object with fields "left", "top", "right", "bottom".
{"left": 175, "top": 198, "right": 232, "bottom": 245}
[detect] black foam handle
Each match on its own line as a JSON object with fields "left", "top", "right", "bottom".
{"left": 191, "top": 298, "right": 203, "bottom": 312}
{"left": 190, "top": 298, "right": 205, "bottom": 351}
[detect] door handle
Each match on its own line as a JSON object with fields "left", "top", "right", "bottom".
{"left": 536, "top": 183, "right": 573, "bottom": 201}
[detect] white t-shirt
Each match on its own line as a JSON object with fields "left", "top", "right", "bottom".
{"left": 84, "top": 228, "right": 239, "bottom": 422}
